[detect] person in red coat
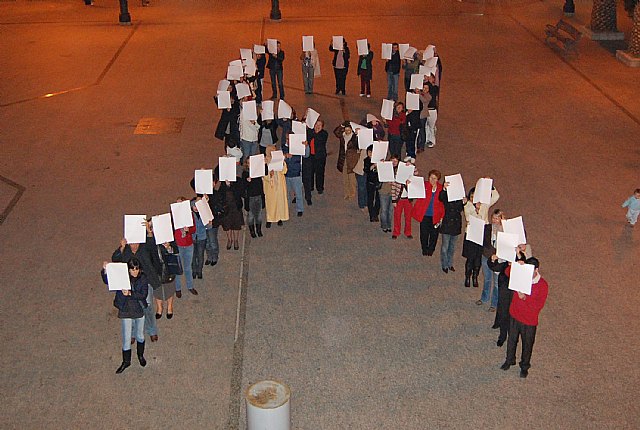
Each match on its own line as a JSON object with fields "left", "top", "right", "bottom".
{"left": 500, "top": 257, "right": 548, "bottom": 378}
{"left": 413, "top": 170, "right": 445, "bottom": 256}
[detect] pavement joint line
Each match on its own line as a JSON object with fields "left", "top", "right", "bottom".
{"left": 0, "top": 22, "right": 140, "bottom": 108}
{"left": 507, "top": 13, "right": 640, "bottom": 128}
{"left": 0, "top": 175, "right": 26, "bottom": 225}
{"left": 228, "top": 227, "right": 249, "bottom": 430}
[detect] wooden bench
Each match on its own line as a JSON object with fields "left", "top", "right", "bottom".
{"left": 545, "top": 19, "right": 582, "bottom": 56}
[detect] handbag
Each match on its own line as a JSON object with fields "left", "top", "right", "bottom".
{"left": 164, "top": 253, "right": 183, "bottom": 276}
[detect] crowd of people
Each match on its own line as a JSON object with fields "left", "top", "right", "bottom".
{"left": 101, "top": 36, "right": 550, "bottom": 379}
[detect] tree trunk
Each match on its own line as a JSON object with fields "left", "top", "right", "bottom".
{"left": 590, "top": 0, "right": 618, "bottom": 32}
{"left": 629, "top": 1, "right": 640, "bottom": 56}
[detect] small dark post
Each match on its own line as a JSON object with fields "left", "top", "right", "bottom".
{"left": 270, "top": 0, "right": 282, "bottom": 21}
{"left": 563, "top": 0, "right": 575, "bottom": 16}
{"left": 119, "top": 0, "right": 132, "bottom": 25}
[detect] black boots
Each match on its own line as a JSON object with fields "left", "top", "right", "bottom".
{"left": 249, "top": 225, "right": 256, "bottom": 238}
{"left": 256, "top": 224, "right": 263, "bottom": 237}
{"left": 472, "top": 268, "right": 480, "bottom": 288}
{"left": 116, "top": 349, "right": 132, "bottom": 374}
{"left": 137, "top": 341, "right": 146, "bottom": 367}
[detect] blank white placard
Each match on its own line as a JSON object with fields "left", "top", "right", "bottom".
{"left": 466, "top": 216, "right": 485, "bottom": 246}
{"left": 261, "top": 100, "right": 274, "bottom": 120}
{"left": 502, "top": 216, "right": 527, "bottom": 245}
{"left": 242, "top": 100, "right": 257, "bottom": 121}
{"left": 496, "top": 232, "right": 519, "bottom": 262}
{"left": 357, "top": 39, "right": 368, "bottom": 55}
{"left": 277, "top": 100, "right": 292, "bottom": 119}
{"left": 302, "top": 35, "right": 314, "bottom": 51}
{"left": 267, "top": 39, "right": 278, "bottom": 54}
{"left": 106, "top": 262, "right": 131, "bottom": 291}
{"left": 444, "top": 173, "right": 465, "bottom": 202}
{"left": 195, "top": 199, "right": 214, "bottom": 225}
{"left": 152, "top": 213, "right": 174, "bottom": 244}
{"left": 406, "top": 92, "right": 420, "bottom": 110}
{"left": 170, "top": 200, "right": 193, "bottom": 229}
{"left": 216, "top": 91, "right": 231, "bottom": 109}
{"left": 381, "top": 99, "right": 394, "bottom": 120}
{"left": 381, "top": 43, "right": 392, "bottom": 60}
{"left": 399, "top": 43, "right": 410, "bottom": 58}
{"left": 249, "top": 154, "right": 265, "bottom": 178}
{"left": 508, "top": 263, "right": 535, "bottom": 295}
{"left": 332, "top": 35, "right": 344, "bottom": 50}
{"left": 253, "top": 44, "right": 266, "bottom": 54}
{"left": 407, "top": 176, "right": 426, "bottom": 199}
{"left": 124, "top": 215, "right": 147, "bottom": 244}
{"left": 358, "top": 128, "right": 374, "bottom": 149}
{"left": 195, "top": 169, "right": 213, "bottom": 195}
{"left": 292, "top": 120, "right": 306, "bottom": 135}
{"left": 240, "top": 48, "right": 253, "bottom": 60}
{"left": 395, "top": 163, "right": 415, "bottom": 183}
{"left": 425, "top": 56, "right": 438, "bottom": 68}
{"left": 243, "top": 58, "right": 257, "bottom": 76}
{"left": 288, "top": 134, "right": 306, "bottom": 156}
{"left": 473, "top": 178, "right": 493, "bottom": 204}
{"left": 424, "top": 44, "right": 435, "bottom": 59}
{"left": 403, "top": 46, "right": 417, "bottom": 60}
{"left": 371, "top": 141, "right": 388, "bottom": 163}
{"left": 235, "top": 80, "right": 250, "bottom": 98}
{"left": 227, "top": 65, "right": 243, "bottom": 81}
{"left": 377, "top": 161, "right": 395, "bottom": 183}
{"left": 218, "top": 157, "right": 237, "bottom": 182}
{"left": 306, "top": 108, "right": 320, "bottom": 129}
{"left": 217, "top": 79, "right": 230, "bottom": 92}
{"left": 268, "top": 150, "right": 284, "bottom": 172}
{"left": 410, "top": 73, "right": 425, "bottom": 90}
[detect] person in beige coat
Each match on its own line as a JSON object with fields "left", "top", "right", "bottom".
{"left": 262, "top": 145, "right": 289, "bottom": 227}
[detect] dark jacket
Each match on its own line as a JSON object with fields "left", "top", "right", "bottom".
{"left": 219, "top": 180, "right": 245, "bottom": 212}
{"left": 334, "top": 125, "right": 358, "bottom": 173}
{"left": 357, "top": 51, "right": 374, "bottom": 80}
{"left": 256, "top": 55, "right": 266, "bottom": 79}
{"left": 385, "top": 50, "right": 401, "bottom": 74}
{"left": 258, "top": 118, "right": 279, "bottom": 144}
{"left": 214, "top": 100, "right": 240, "bottom": 142}
{"left": 102, "top": 271, "right": 148, "bottom": 319}
{"left": 438, "top": 189, "right": 464, "bottom": 236}
{"left": 267, "top": 50, "right": 285, "bottom": 71}
{"left": 111, "top": 238, "right": 162, "bottom": 289}
{"left": 364, "top": 157, "right": 378, "bottom": 185}
{"left": 242, "top": 171, "right": 266, "bottom": 210}
{"left": 306, "top": 128, "right": 329, "bottom": 158}
{"left": 329, "top": 43, "right": 350, "bottom": 70}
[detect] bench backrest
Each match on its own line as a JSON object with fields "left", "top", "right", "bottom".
{"left": 557, "top": 19, "right": 582, "bottom": 40}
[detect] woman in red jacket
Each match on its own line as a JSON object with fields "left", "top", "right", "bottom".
{"left": 413, "top": 169, "right": 445, "bottom": 256}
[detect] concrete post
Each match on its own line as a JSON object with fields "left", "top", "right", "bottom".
{"left": 246, "top": 380, "right": 290, "bottom": 430}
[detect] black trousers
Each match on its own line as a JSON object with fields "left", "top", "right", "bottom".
{"left": 334, "top": 68, "right": 348, "bottom": 94}
{"left": 495, "top": 287, "right": 514, "bottom": 343}
{"left": 419, "top": 216, "right": 439, "bottom": 253}
{"left": 366, "top": 182, "right": 380, "bottom": 220}
{"left": 505, "top": 317, "right": 537, "bottom": 371}
{"left": 302, "top": 156, "right": 326, "bottom": 200}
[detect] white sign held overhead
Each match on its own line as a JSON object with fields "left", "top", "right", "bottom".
{"left": 381, "top": 43, "right": 392, "bottom": 60}
{"left": 105, "top": 263, "right": 131, "bottom": 291}
{"left": 357, "top": 127, "right": 374, "bottom": 149}
{"left": 277, "top": 100, "right": 292, "bottom": 119}
{"left": 292, "top": 120, "right": 306, "bottom": 135}
{"left": 288, "top": 134, "right": 306, "bottom": 156}
{"left": 124, "top": 215, "right": 147, "bottom": 244}
{"left": 357, "top": 39, "right": 369, "bottom": 56}
{"left": 170, "top": 200, "right": 194, "bottom": 230}
{"left": 473, "top": 178, "right": 493, "bottom": 204}
{"left": 194, "top": 169, "right": 213, "bottom": 195}
{"left": 267, "top": 39, "right": 278, "bottom": 55}
{"left": 217, "top": 79, "right": 230, "bottom": 92}
{"left": 249, "top": 154, "right": 265, "bottom": 178}
{"left": 371, "top": 141, "right": 388, "bottom": 163}
{"left": 253, "top": 44, "right": 266, "bottom": 54}
{"left": 151, "top": 213, "right": 174, "bottom": 244}
{"left": 227, "top": 65, "right": 243, "bottom": 81}
{"left": 261, "top": 100, "right": 275, "bottom": 120}
{"left": 305, "top": 108, "right": 320, "bottom": 129}
{"left": 218, "top": 156, "right": 237, "bottom": 182}
{"left": 403, "top": 46, "right": 417, "bottom": 60}
{"left": 216, "top": 91, "right": 231, "bottom": 109}
{"left": 243, "top": 58, "right": 257, "bottom": 76}
{"left": 240, "top": 48, "right": 253, "bottom": 60}
{"left": 302, "top": 35, "right": 314, "bottom": 52}
{"left": 195, "top": 199, "right": 214, "bottom": 226}
{"left": 332, "top": 35, "right": 344, "bottom": 50}
{"left": 235, "top": 82, "right": 251, "bottom": 99}
{"left": 381, "top": 99, "right": 394, "bottom": 120}
{"left": 508, "top": 263, "right": 535, "bottom": 295}
{"left": 424, "top": 44, "right": 435, "bottom": 59}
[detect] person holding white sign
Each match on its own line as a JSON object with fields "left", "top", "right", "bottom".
{"left": 383, "top": 101, "right": 407, "bottom": 160}
{"left": 357, "top": 43, "right": 374, "bottom": 97}
{"left": 335, "top": 122, "right": 359, "bottom": 200}
{"left": 391, "top": 158, "right": 420, "bottom": 239}
{"left": 258, "top": 114, "right": 279, "bottom": 154}
{"left": 378, "top": 155, "right": 399, "bottom": 233}
{"left": 302, "top": 119, "right": 329, "bottom": 203}
{"left": 214, "top": 92, "right": 240, "bottom": 148}
{"left": 438, "top": 180, "right": 466, "bottom": 273}
{"left": 242, "top": 158, "right": 266, "bottom": 238}
{"left": 240, "top": 105, "right": 260, "bottom": 163}
{"left": 173, "top": 197, "right": 198, "bottom": 298}
{"left": 462, "top": 186, "right": 499, "bottom": 288}
{"left": 413, "top": 170, "right": 445, "bottom": 256}
{"left": 385, "top": 43, "right": 401, "bottom": 101}
{"left": 300, "top": 47, "right": 320, "bottom": 94}
{"left": 500, "top": 257, "right": 548, "bottom": 378}
{"left": 329, "top": 38, "right": 350, "bottom": 95}
{"left": 267, "top": 40, "right": 285, "bottom": 100}
{"left": 284, "top": 134, "right": 309, "bottom": 217}
{"left": 476, "top": 209, "right": 505, "bottom": 311}
{"left": 190, "top": 198, "right": 208, "bottom": 280}
{"left": 263, "top": 145, "right": 289, "bottom": 227}
{"left": 402, "top": 51, "right": 421, "bottom": 92}
{"left": 101, "top": 258, "right": 149, "bottom": 374}
{"left": 423, "top": 75, "right": 439, "bottom": 148}
{"left": 219, "top": 176, "right": 245, "bottom": 250}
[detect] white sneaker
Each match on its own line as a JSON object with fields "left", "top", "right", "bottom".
{"left": 366, "top": 94, "right": 371, "bottom": 98}
{"left": 359, "top": 94, "right": 364, "bottom": 97}
{"left": 427, "top": 141, "right": 435, "bottom": 148}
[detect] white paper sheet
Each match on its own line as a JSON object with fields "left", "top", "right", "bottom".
{"left": 106, "top": 262, "right": 131, "bottom": 291}
{"left": 267, "top": 39, "right": 278, "bottom": 55}
{"left": 502, "top": 216, "right": 527, "bottom": 245}
{"left": 227, "top": 64, "right": 243, "bottom": 81}
{"left": 425, "top": 56, "right": 438, "bottom": 68}
{"left": 151, "top": 213, "right": 174, "bottom": 244}
{"left": 332, "top": 35, "right": 344, "bottom": 50}
{"left": 381, "top": 43, "right": 392, "bottom": 60}
{"left": 377, "top": 161, "right": 395, "bottom": 182}
{"left": 357, "top": 39, "right": 369, "bottom": 55}
{"left": 170, "top": 200, "right": 194, "bottom": 229}
{"left": 407, "top": 176, "right": 426, "bottom": 199}
{"left": 423, "top": 44, "right": 435, "bottom": 59}
{"left": 261, "top": 100, "right": 275, "bottom": 120}
{"left": 399, "top": 43, "right": 410, "bottom": 58}
{"left": 249, "top": 154, "right": 265, "bottom": 178}
{"left": 357, "top": 127, "right": 374, "bottom": 149}
{"left": 218, "top": 156, "right": 237, "bottom": 182}
{"left": 406, "top": 92, "right": 420, "bottom": 110}
{"left": 410, "top": 73, "right": 425, "bottom": 90}
{"left": 243, "top": 58, "right": 257, "bottom": 76}
{"left": 217, "top": 79, "right": 230, "bottom": 92}
{"left": 253, "top": 44, "right": 266, "bottom": 54}
{"left": 195, "top": 198, "right": 214, "bottom": 225}
{"left": 444, "top": 173, "right": 465, "bottom": 202}
{"left": 371, "top": 141, "right": 388, "bottom": 163}
{"left": 292, "top": 120, "right": 306, "bottom": 135}
{"left": 194, "top": 169, "right": 213, "bottom": 195}
{"left": 302, "top": 35, "right": 314, "bottom": 51}
{"left": 381, "top": 99, "right": 394, "bottom": 120}
{"left": 240, "top": 48, "right": 253, "bottom": 60}
{"left": 473, "top": 178, "right": 493, "bottom": 204}
{"left": 242, "top": 100, "right": 258, "bottom": 121}
{"left": 216, "top": 91, "right": 231, "bottom": 109}
{"left": 268, "top": 150, "right": 284, "bottom": 171}
{"left": 403, "top": 46, "right": 417, "bottom": 60}
{"left": 424, "top": 65, "right": 437, "bottom": 77}
{"left": 395, "top": 162, "right": 415, "bottom": 183}
{"left": 229, "top": 59, "right": 242, "bottom": 67}
{"left": 288, "top": 134, "right": 306, "bottom": 156}
{"left": 466, "top": 216, "right": 485, "bottom": 246}
{"left": 305, "top": 108, "right": 320, "bottom": 129}
{"left": 235, "top": 82, "right": 251, "bottom": 99}
{"left": 349, "top": 121, "right": 365, "bottom": 133}
{"left": 277, "top": 99, "right": 292, "bottom": 119}
{"left": 124, "top": 215, "right": 147, "bottom": 244}
{"left": 496, "top": 232, "right": 519, "bottom": 262}
{"left": 508, "top": 263, "right": 535, "bottom": 295}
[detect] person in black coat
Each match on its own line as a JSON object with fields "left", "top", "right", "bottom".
{"left": 438, "top": 184, "right": 465, "bottom": 273}
{"left": 329, "top": 39, "right": 350, "bottom": 95}
{"left": 242, "top": 159, "right": 266, "bottom": 238}
{"left": 258, "top": 116, "right": 279, "bottom": 155}
{"left": 302, "top": 119, "right": 329, "bottom": 203}
{"left": 214, "top": 93, "right": 240, "bottom": 147}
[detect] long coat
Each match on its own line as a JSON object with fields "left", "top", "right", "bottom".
{"left": 262, "top": 164, "right": 289, "bottom": 223}
{"left": 334, "top": 125, "right": 359, "bottom": 173}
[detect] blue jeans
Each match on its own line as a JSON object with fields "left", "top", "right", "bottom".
{"left": 205, "top": 226, "right": 219, "bottom": 263}
{"left": 121, "top": 316, "right": 144, "bottom": 351}
{"left": 481, "top": 255, "right": 499, "bottom": 307}
{"left": 143, "top": 286, "right": 157, "bottom": 337}
{"left": 379, "top": 193, "right": 393, "bottom": 230}
{"left": 175, "top": 244, "right": 194, "bottom": 292}
{"left": 241, "top": 140, "right": 258, "bottom": 163}
{"left": 270, "top": 68, "right": 285, "bottom": 99}
{"left": 440, "top": 233, "right": 458, "bottom": 270}
{"left": 192, "top": 238, "right": 206, "bottom": 276}
{"left": 286, "top": 176, "right": 304, "bottom": 213}
{"left": 386, "top": 71, "right": 399, "bottom": 101}
{"left": 355, "top": 174, "right": 367, "bottom": 209}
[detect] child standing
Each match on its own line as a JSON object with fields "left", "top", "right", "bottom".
{"left": 622, "top": 188, "right": 640, "bottom": 226}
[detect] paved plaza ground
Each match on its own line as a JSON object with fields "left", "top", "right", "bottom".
{"left": 1, "top": 0, "right": 639, "bottom": 428}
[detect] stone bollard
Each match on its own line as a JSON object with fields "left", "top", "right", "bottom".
{"left": 246, "top": 380, "right": 291, "bottom": 430}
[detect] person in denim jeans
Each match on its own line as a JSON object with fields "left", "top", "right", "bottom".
{"left": 173, "top": 197, "right": 198, "bottom": 298}
{"left": 190, "top": 198, "right": 207, "bottom": 279}
{"left": 378, "top": 155, "right": 398, "bottom": 232}
{"left": 438, "top": 182, "right": 465, "bottom": 273}
{"left": 353, "top": 146, "right": 367, "bottom": 210}
{"left": 477, "top": 209, "right": 505, "bottom": 311}
{"left": 283, "top": 135, "right": 309, "bottom": 217}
